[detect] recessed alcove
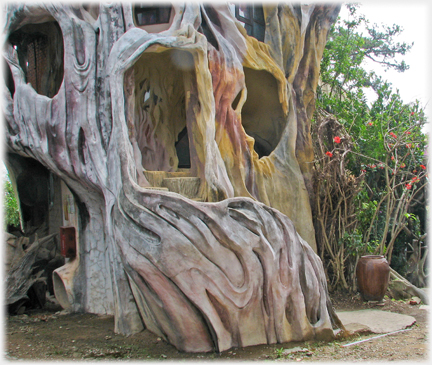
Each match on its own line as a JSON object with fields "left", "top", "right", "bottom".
{"left": 125, "top": 46, "right": 205, "bottom": 199}
{"left": 129, "top": 48, "right": 195, "bottom": 173}
{"left": 241, "top": 68, "right": 286, "bottom": 158}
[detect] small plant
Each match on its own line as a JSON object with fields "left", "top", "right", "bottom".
{"left": 3, "top": 172, "right": 20, "bottom": 229}
{"left": 275, "top": 347, "right": 285, "bottom": 358}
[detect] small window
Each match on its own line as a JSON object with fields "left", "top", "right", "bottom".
{"left": 234, "top": 4, "right": 265, "bottom": 42}
{"left": 134, "top": 5, "right": 171, "bottom": 26}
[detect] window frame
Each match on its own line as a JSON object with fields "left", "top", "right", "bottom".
{"left": 234, "top": 4, "right": 265, "bottom": 42}
{"left": 134, "top": 5, "right": 172, "bottom": 26}
{"left": 235, "top": 4, "right": 253, "bottom": 26}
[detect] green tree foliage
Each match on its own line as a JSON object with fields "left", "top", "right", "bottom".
{"left": 314, "top": 3, "right": 428, "bottom": 290}
{"left": 3, "top": 171, "right": 20, "bottom": 229}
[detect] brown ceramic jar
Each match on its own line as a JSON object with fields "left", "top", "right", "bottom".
{"left": 356, "top": 255, "right": 390, "bottom": 301}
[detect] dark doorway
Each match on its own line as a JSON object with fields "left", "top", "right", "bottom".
{"left": 175, "top": 127, "right": 191, "bottom": 168}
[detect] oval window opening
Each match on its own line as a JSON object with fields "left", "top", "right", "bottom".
{"left": 241, "top": 68, "right": 286, "bottom": 158}
{"left": 8, "top": 21, "right": 64, "bottom": 98}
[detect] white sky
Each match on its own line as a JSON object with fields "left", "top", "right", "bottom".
{"left": 339, "top": 1, "right": 432, "bottom": 121}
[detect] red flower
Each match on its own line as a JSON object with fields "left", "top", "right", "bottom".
{"left": 371, "top": 164, "right": 376, "bottom": 168}
{"left": 411, "top": 112, "right": 415, "bottom": 116}
{"left": 368, "top": 122, "right": 373, "bottom": 126}
{"left": 388, "top": 144, "right": 393, "bottom": 148}
{"left": 405, "top": 131, "right": 411, "bottom": 135}
{"left": 420, "top": 164, "right": 426, "bottom": 170}
{"left": 361, "top": 169, "right": 366, "bottom": 173}
{"left": 406, "top": 144, "right": 412, "bottom": 148}
{"left": 326, "top": 151, "right": 333, "bottom": 157}
{"left": 334, "top": 136, "right": 341, "bottom": 144}
{"left": 390, "top": 132, "right": 397, "bottom": 139}
{"left": 400, "top": 163, "right": 406, "bottom": 168}
{"left": 406, "top": 183, "right": 412, "bottom": 190}
{"left": 413, "top": 170, "right": 417, "bottom": 173}
{"left": 391, "top": 156, "right": 395, "bottom": 160}
{"left": 412, "top": 176, "right": 420, "bottom": 183}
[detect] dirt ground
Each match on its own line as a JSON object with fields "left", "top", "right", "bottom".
{"left": 4, "top": 292, "right": 429, "bottom": 362}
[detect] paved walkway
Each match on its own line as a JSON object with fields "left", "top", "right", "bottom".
{"left": 336, "top": 309, "right": 416, "bottom": 334}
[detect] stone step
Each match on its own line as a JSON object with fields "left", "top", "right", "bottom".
{"left": 144, "top": 186, "right": 169, "bottom": 192}
{"left": 177, "top": 168, "right": 191, "bottom": 173}
{"left": 161, "top": 177, "right": 201, "bottom": 200}
{"left": 143, "top": 170, "right": 192, "bottom": 187}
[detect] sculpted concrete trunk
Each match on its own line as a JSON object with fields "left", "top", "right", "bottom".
{"left": 3, "top": 2, "right": 343, "bottom": 352}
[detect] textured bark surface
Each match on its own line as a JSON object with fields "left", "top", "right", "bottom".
{"left": 6, "top": 233, "right": 60, "bottom": 310}
{"left": 3, "top": 2, "right": 342, "bottom": 352}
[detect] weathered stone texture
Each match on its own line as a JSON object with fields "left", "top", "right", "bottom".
{"left": 3, "top": 2, "right": 342, "bottom": 352}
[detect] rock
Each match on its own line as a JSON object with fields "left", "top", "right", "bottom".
{"left": 282, "top": 347, "right": 312, "bottom": 356}
{"left": 388, "top": 280, "right": 412, "bottom": 300}
{"left": 409, "top": 297, "right": 421, "bottom": 305}
{"left": 343, "top": 322, "right": 371, "bottom": 334}
{"left": 55, "top": 310, "right": 70, "bottom": 315}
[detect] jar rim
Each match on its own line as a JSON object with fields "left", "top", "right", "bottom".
{"left": 360, "top": 255, "right": 385, "bottom": 259}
